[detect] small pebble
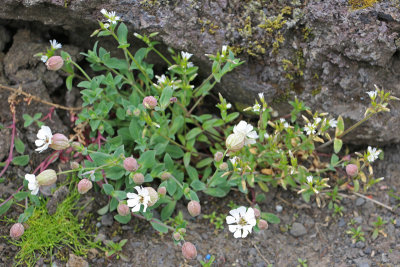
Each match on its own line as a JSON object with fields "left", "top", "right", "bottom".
{"left": 355, "top": 198, "right": 365, "bottom": 206}
{"left": 275, "top": 205, "right": 283, "bottom": 213}
{"left": 96, "top": 222, "right": 101, "bottom": 228}
{"left": 356, "top": 241, "right": 365, "bottom": 249}
{"left": 338, "top": 218, "right": 346, "bottom": 227}
{"left": 354, "top": 216, "right": 363, "bottom": 224}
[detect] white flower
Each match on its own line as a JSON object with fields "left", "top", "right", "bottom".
{"left": 49, "top": 39, "right": 62, "bottom": 50}
{"left": 157, "top": 74, "right": 167, "bottom": 84}
{"left": 258, "top": 92, "right": 264, "bottom": 101}
{"left": 100, "top": 8, "right": 107, "bottom": 15}
{"left": 315, "top": 117, "right": 322, "bottom": 125}
{"left": 283, "top": 122, "right": 289, "bottom": 128}
{"left": 252, "top": 103, "right": 261, "bottom": 112}
{"left": 264, "top": 133, "right": 269, "bottom": 139}
{"left": 226, "top": 206, "right": 256, "bottom": 238}
{"left": 367, "top": 146, "right": 381, "bottom": 163}
{"left": 107, "top": 11, "right": 120, "bottom": 24}
{"left": 226, "top": 103, "right": 232, "bottom": 109}
{"left": 367, "top": 90, "right": 378, "bottom": 99}
{"left": 222, "top": 45, "right": 227, "bottom": 54}
{"left": 25, "top": 174, "right": 39, "bottom": 195}
{"left": 280, "top": 118, "right": 286, "bottom": 123}
{"left": 127, "top": 186, "right": 151, "bottom": 212}
{"left": 230, "top": 156, "right": 239, "bottom": 166}
{"left": 187, "top": 62, "right": 194, "bottom": 68}
{"left": 233, "top": 121, "right": 259, "bottom": 145}
{"left": 82, "top": 170, "right": 96, "bottom": 181}
{"left": 306, "top": 176, "right": 313, "bottom": 183}
{"left": 35, "top": 125, "right": 53, "bottom": 153}
{"left": 41, "top": 55, "right": 48, "bottom": 63}
{"left": 103, "top": 23, "right": 110, "bottom": 29}
{"left": 328, "top": 118, "right": 337, "bottom": 128}
{"left": 181, "top": 51, "right": 193, "bottom": 61}
{"left": 304, "top": 123, "right": 316, "bottom": 135}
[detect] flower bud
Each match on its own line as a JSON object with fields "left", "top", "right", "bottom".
{"left": 143, "top": 96, "right": 157, "bottom": 109}
{"left": 178, "top": 228, "right": 186, "bottom": 234}
{"left": 258, "top": 219, "right": 268, "bottom": 230}
{"left": 254, "top": 208, "right": 261, "bottom": 218}
{"left": 45, "top": 56, "right": 64, "bottom": 71}
{"left": 170, "top": 97, "right": 177, "bottom": 103}
{"left": 144, "top": 187, "right": 159, "bottom": 206}
{"left": 173, "top": 232, "right": 181, "bottom": 241}
{"left": 10, "top": 223, "right": 24, "bottom": 239}
{"left": 124, "top": 157, "right": 139, "bottom": 172}
{"left": 70, "top": 161, "right": 80, "bottom": 170}
{"left": 161, "top": 172, "right": 172, "bottom": 181}
{"left": 342, "top": 155, "right": 351, "bottom": 161}
{"left": 36, "top": 169, "right": 57, "bottom": 186}
{"left": 158, "top": 186, "right": 167, "bottom": 195}
{"left": 226, "top": 133, "right": 244, "bottom": 152}
{"left": 71, "top": 142, "right": 83, "bottom": 152}
{"left": 346, "top": 164, "right": 358, "bottom": 177}
{"left": 78, "top": 178, "right": 93, "bottom": 194}
{"left": 133, "top": 108, "right": 141, "bottom": 117}
{"left": 219, "top": 162, "right": 228, "bottom": 170}
{"left": 117, "top": 203, "right": 131, "bottom": 216}
{"left": 49, "top": 133, "right": 70, "bottom": 150}
{"left": 214, "top": 151, "right": 224, "bottom": 162}
{"left": 132, "top": 173, "right": 144, "bottom": 185}
{"left": 187, "top": 200, "right": 201, "bottom": 217}
{"left": 184, "top": 188, "right": 190, "bottom": 194}
{"left": 182, "top": 242, "right": 197, "bottom": 260}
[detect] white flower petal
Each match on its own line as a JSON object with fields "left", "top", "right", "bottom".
{"left": 236, "top": 206, "right": 247, "bottom": 217}
{"left": 35, "top": 140, "right": 45, "bottom": 147}
{"left": 226, "top": 215, "right": 237, "bottom": 224}
{"left": 229, "top": 209, "right": 241, "bottom": 221}
{"left": 127, "top": 198, "right": 139, "bottom": 207}
{"left": 131, "top": 204, "right": 141, "bottom": 212}
{"left": 233, "top": 229, "right": 242, "bottom": 238}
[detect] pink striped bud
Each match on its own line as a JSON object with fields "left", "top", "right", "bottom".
{"left": 182, "top": 242, "right": 197, "bottom": 260}
{"left": 45, "top": 56, "right": 64, "bottom": 71}
{"left": 187, "top": 200, "right": 201, "bottom": 217}
{"left": 161, "top": 172, "right": 172, "bottom": 181}
{"left": 78, "top": 178, "right": 92, "bottom": 194}
{"left": 124, "top": 157, "right": 139, "bottom": 172}
{"left": 143, "top": 96, "right": 157, "bottom": 109}
{"left": 173, "top": 232, "right": 181, "bottom": 241}
{"left": 117, "top": 203, "right": 131, "bottom": 216}
{"left": 36, "top": 169, "right": 57, "bottom": 186}
{"left": 10, "top": 223, "right": 24, "bottom": 239}
{"left": 50, "top": 133, "right": 70, "bottom": 150}
{"left": 254, "top": 208, "right": 261, "bottom": 218}
{"left": 158, "top": 186, "right": 167, "bottom": 195}
{"left": 258, "top": 219, "right": 268, "bottom": 230}
{"left": 346, "top": 164, "right": 358, "bottom": 177}
{"left": 132, "top": 173, "right": 144, "bottom": 185}
{"left": 214, "top": 151, "right": 224, "bottom": 162}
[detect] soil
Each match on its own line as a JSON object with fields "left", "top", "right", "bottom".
{"left": 1, "top": 23, "right": 400, "bottom": 267}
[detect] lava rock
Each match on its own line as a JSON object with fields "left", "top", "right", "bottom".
{"left": 66, "top": 254, "right": 89, "bottom": 267}
{"left": 289, "top": 222, "right": 307, "bottom": 237}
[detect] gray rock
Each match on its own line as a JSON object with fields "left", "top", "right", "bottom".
{"left": 338, "top": 218, "right": 346, "bottom": 227}
{"left": 363, "top": 247, "right": 371, "bottom": 255}
{"left": 355, "top": 241, "right": 365, "bottom": 249}
{"left": 46, "top": 186, "right": 69, "bottom": 215}
{"left": 395, "top": 218, "right": 400, "bottom": 228}
{"left": 101, "top": 213, "right": 114, "bottom": 227}
{"left": 289, "top": 222, "right": 307, "bottom": 237}
{"left": 355, "top": 198, "right": 366, "bottom": 206}
{"left": 0, "top": 1, "right": 400, "bottom": 144}
{"left": 66, "top": 254, "right": 88, "bottom": 267}
{"left": 354, "top": 216, "right": 363, "bottom": 224}
{"left": 94, "top": 233, "right": 106, "bottom": 243}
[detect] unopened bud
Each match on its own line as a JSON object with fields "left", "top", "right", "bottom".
{"left": 71, "top": 142, "right": 83, "bottom": 152}
{"left": 258, "top": 219, "right": 268, "bottom": 230}
{"left": 342, "top": 155, "right": 351, "bottom": 161}
{"left": 49, "top": 133, "right": 70, "bottom": 150}
{"left": 10, "top": 223, "right": 24, "bottom": 239}
{"left": 45, "top": 56, "right": 64, "bottom": 71}
{"left": 178, "top": 228, "right": 186, "bottom": 234}
{"left": 70, "top": 161, "right": 80, "bottom": 170}
{"left": 226, "top": 133, "right": 244, "bottom": 152}
{"left": 133, "top": 108, "right": 141, "bottom": 117}
{"left": 187, "top": 200, "right": 201, "bottom": 217}
{"left": 214, "top": 151, "right": 224, "bottom": 162}
{"left": 145, "top": 187, "right": 159, "bottom": 206}
{"left": 132, "top": 173, "right": 144, "bottom": 185}
{"left": 161, "top": 172, "right": 172, "bottom": 181}
{"left": 346, "top": 164, "right": 358, "bottom": 177}
{"left": 219, "top": 162, "right": 228, "bottom": 170}
{"left": 158, "top": 186, "right": 167, "bottom": 195}
{"left": 173, "top": 232, "right": 181, "bottom": 241}
{"left": 254, "top": 208, "right": 261, "bottom": 218}
{"left": 36, "top": 169, "right": 57, "bottom": 186}
{"left": 78, "top": 178, "right": 93, "bottom": 194}
{"left": 124, "top": 157, "right": 139, "bottom": 172}
{"left": 182, "top": 242, "right": 197, "bottom": 260}
{"left": 143, "top": 96, "right": 157, "bottom": 109}
{"left": 170, "top": 97, "right": 177, "bottom": 103}
{"left": 184, "top": 188, "right": 190, "bottom": 194}
{"left": 117, "top": 203, "right": 131, "bottom": 216}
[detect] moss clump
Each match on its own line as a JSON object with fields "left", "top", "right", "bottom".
{"left": 7, "top": 189, "right": 98, "bottom": 266}
{"left": 349, "top": 0, "right": 379, "bottom": 9}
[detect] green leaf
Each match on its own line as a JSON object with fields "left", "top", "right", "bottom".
{"left": 112, "top": 190, "right": 127, "bottom": 200}
{"left": 105, "top": 166, "right": 125, "bottom": 180}
{"left": 150, "top": 219, "right": 169, "bottom": 233}
{"left": 186, "top": 165, "right": 198, "bottom": 181}
{"left": 165, "top": 145, "right": 184, "bottom": 159}
{"left": 186, "top": 128, "right": 202, "bottom": 140}
{"left": 334, "top": 138, "right": 343, "bottom": 154}
{"left": 183, "top": 152, "right": 191, "bottom": 167}
{"left": 117, "top": 23, "right": 128, "bottom": 45}
{"left": 23, "top": 114, "right": 33, "bottom": 127}
{"left": 12, "top": 155, "right": 29, "bottom": 166}
{"left": 88, "top": 152, "right": 110, "bottom": 165}
{"left": 14, "top": 138, "right": 25, "bottom": 154}
{"left": 138, "top": 150, "right": 156, "bottom": 169}
{"left": 66, "top": 74, "right": 74, "bottom": 91}
{"left": 353, "top": 180, "right": 359, "bottom": 192}
{"left": 203, "top": 186, "right": 229, "bottom": 197}
{"left": 166, "top": 179, "right": 177, "bottom": 195}
{"left": 330, "top": 154, "right": 339, "bottom": 167}
{"left": 335, "top": 116, "right": 344, "bottom": 136}
{"left": 0, "top": 199, "right": 13, "bottom": 216}
{"left": 170, "top": 115, "right": 184, "bottom": 135}
{"left": 159, "top": 86, "right": 173, "bottom": 110}
{"left": 195, "top": 157, "right": 213, "bottom": 169}
{"left": 225, "top": 112, "right": 239, "bottom": 122}
{"left": 261, "top": 212, "right": 280, "bottom": 224}
{"left": 14, "top": 192, "right": 29, "bottom": 201}
{"left": 164, "top": 153, "right": 174, "bottom": 171}
{"left": 103, "top": 184, "right": 114, "bottom": 195}
{"left": 161, "top": 200, "right": 176, "bottom": 221}
{"left": 18, "top": 206, "right": 34, "bottom": 223}
{"left": 190, "top": 180, "right": 206, "bottom": 191}
{"left": 114, "top": 214, "right": 131, "bottom": 224}
{"left": 97, "top": 204, "right": 109, "bottom": 215}
{"left": 129, "top": 119, "right": 141, "bottom": 140}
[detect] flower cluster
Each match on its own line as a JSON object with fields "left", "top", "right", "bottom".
{"left": 367, "top": 146, "right": 381, "bottom": 163}
{"left": 226, "top": 121, "right": 258, "bottom": 152}
{"left": 100, "top": 9, "right": 120, "bottom": 28}
{"left": 226, "top": 206, "right": 256, "bottom": 238}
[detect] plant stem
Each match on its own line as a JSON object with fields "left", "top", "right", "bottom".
{"left": 70, "top": 60, "right": 92, "bottom": 82}
{"left": 187, "top": 81, "right": 217, "bottom": 115}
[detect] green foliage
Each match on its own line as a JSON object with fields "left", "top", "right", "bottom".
{"left": 346, "top": 226, "right": 365, "bottom": 243}
{"left": 203, "top": 211, "right": 226, "bottom": 230}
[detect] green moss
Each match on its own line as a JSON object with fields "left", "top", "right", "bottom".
{"left": 7, "top": 189, "right": 99, "bottom": 266}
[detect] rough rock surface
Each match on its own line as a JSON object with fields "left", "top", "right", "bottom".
{"left": 0, "top": 0, "right": 400, "bottom": 144}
